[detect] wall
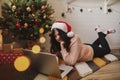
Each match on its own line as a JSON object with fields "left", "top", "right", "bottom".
{"left": 48, "top": 0, "right": 120, "bottom": 49}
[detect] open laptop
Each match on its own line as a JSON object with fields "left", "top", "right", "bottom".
{"left": 22, "top": 49, "right": 73, "bottom": 79}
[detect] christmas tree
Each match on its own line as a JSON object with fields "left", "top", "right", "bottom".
{"left": 0, "top": 0, "right": 54, "bottom": 41}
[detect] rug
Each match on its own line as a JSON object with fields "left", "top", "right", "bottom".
{"left": 74, "top": 53, "right": 120, "bottom": 79}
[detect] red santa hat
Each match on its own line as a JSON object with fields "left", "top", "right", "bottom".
{"left": 51, "top": 20, "right": 74, "bottom": 37}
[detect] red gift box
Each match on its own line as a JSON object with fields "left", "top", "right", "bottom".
{"left": 0, "top": 50, "right": 23, "bottom": 64}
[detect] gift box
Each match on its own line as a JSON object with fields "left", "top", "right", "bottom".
{"left": 12, "top": 42, "right": 23, "bottom": 53}
{"left": 3, "top": 43, "right": 13, "bottom": 53}
{"left": 0, "top": 50, "right": 23, "bottom": 64}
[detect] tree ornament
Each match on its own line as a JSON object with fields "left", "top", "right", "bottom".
{"left": 39, "top": 36, "right": 46, "bottom": 44}
{"left": 26, "top": 7, "right": 31, "bottom": 12}
{"left": 12, "top": 5, "right": 16, "bottom": 11}
{"left": 24, "top": 22, "right": 28, "bottom": 28}
{"left": 32, "top": 13, "right": 35, "bottom": 17}
{"left": 45, "top": 24, "right": 49, "bottom": 28}
{"left": 34, "top": 19, "right": 39, "bottom": 25}
{"left": 43, "top": 14, "right": 46, "bottom": 19}
{"left": 16, "top": 23, "right": 21, "bottom": 28}
{"left": 39, "top": 28, "right": 44, "bottom": 34}
{"left": 50, "top": 14, "right": 54, "bottom": 18}
{"left": 41, "top": 5, "right": 46, "bottom": 10}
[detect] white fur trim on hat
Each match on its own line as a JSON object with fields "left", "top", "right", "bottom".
{"left": 67, "top": 31, "right": 74, "bottom": 37}
{"left": 51, "top": 23, "right": 67, "bottom": 32}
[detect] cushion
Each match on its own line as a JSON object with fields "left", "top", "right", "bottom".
{"left": 93, "top": 57, "right": 106, "bottom": 67}
{"left": 104, "top": 54, "right": 118, "bottom": 62}
{"left": 75, "top": 62, "right": 93, "bottom": 77}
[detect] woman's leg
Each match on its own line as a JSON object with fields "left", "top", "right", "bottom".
{"left": 91, "top": 32, "right": 111, "bottom": 57}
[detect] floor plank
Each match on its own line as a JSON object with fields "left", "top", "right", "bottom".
{"left": 81, "top": 61, "right": 120, "bottom": 80}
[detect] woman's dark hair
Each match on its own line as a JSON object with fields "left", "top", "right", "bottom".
{"left": 50, "top": 29, "right": 71, "bottom": 54}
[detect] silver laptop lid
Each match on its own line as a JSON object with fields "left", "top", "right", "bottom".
{"left": 22, "top": 49, "right": 62, "bottom": 79}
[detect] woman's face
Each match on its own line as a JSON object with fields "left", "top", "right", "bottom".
{"left": 54, "top": 29, "right": 63, "bottom": 42}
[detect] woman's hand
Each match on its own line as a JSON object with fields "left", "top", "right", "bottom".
{"left": 60, "top": 41, "right": 65, "bottom": 50}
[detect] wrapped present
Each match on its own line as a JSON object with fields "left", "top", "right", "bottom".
{"left": 13, "top": 48, "right": 23, "bottom": 53}
{"left": 0, "top": 51, "right": 23, "bottom": 64}
{"left": 12, "top": 42, "right": 23, "bottom": 53}
{"left": 3, "top": 43, "right": 13, "bottom": 53}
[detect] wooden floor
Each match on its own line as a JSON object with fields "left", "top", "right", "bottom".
{"left": 81, "top": 49, "right": 120, "bottom": 80}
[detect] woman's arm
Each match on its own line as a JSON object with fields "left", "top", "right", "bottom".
{"left": 60, "top": 38, "right": 82, "bottom": 66}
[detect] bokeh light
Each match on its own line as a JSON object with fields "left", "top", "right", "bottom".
{"left": 14, "top": 56, "right": 30, "bottom": 72}
{"left": 39, "top": 36, "right": 46, "bottom": 44}
{"left": 32, "top": 45, "right": 41, "bottom": 54}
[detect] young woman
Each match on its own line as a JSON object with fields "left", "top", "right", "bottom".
{"left": 50, "top": 20, "right": 116, "bottom": 66}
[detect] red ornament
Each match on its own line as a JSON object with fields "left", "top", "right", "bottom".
{"left": 17, "top": 10, "right": 21, "bottom": 15}
{"left": 34, "top": 19, "right": 39, "bottom": 25}
{"left": 16, "top": 23, "right": 21, "bottom": 28}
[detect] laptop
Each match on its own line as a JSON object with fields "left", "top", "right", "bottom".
{"left": 22, "top": 49, "right": 73, "bottom": 79}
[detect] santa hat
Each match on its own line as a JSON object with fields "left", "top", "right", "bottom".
{"left": 51, "top": 20, "right": 74, "bottom": 37}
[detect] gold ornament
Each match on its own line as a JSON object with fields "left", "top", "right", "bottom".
{"left": 39, "top": 28, "right": 44, "bottom": 34}
{"left": 24, "top": 22, "right": 28, "bottom": 28}
{"left": 41, "top": 5, "right": 46, "bottom": 10}
{"left": 12, "top": 5, "right": 16, "bottom": 11}
{"left": 39, "top": 36, "right": 46, "bottom": 44}
{"left": 32, "top": 45, "right": 41, "bottom": 54}
{"left": 26, "top": 7, "right": 31, "bottom": 12}
{"left": 45, "top": 25, "right": 49, "bottom": 28}
{"left": 14, "top": 56, "right": 30, "bottom": 72}
{"left": 50, "top": 15, "right": 54, "bottom": 18}
{"left": 32, "top": 13, "right": 35, "bottom": 17}
{"left": 43, "top": 14, "right": 46, "bottom": 19}
{"left": 12, "top": 5, "right": 16, "bottom": 10}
